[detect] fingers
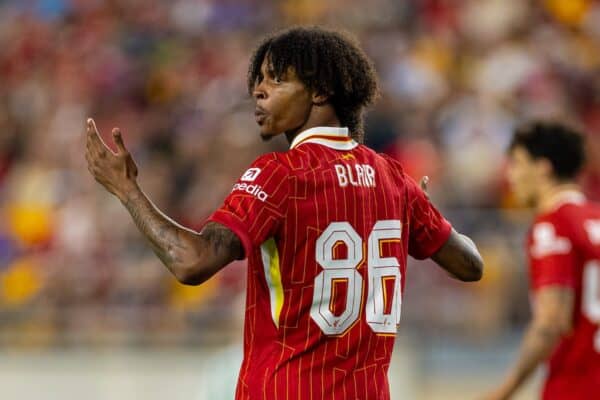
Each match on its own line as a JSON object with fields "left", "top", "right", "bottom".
{"left": 87, "top": 118, "right": 96, "bottom": 133}
{"left": 87, "top": 118, "right": 100, "bottom": 141}
{"left": 86, "top": 117, "right": 109, "bottom": 149}
{"left": 112, "top": 128, "right": 128, "bottom": 154}
{"left": 86, "top": 118, "right": 128, "bottom": 156}
{"left": 420, "top": 175, "right": 429, "bottom": 192}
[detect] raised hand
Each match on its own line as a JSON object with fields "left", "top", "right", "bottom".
{"left": 85, "top": 118, "right": 138, "bottom": 199}
{"left": 84, "top": 119, "right": 240, "bottom": 284}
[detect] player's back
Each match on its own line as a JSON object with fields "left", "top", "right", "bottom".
{"left": 211, "top": 128, "right": 451, "bottom": 400}
{"left": 249, "top": 140, "right": 405, "bottom": 400}
{"left": 528, "top": 192, "right": 600, "bottom": 398}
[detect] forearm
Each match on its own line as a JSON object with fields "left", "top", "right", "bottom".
{"left": 85, "top": 119, "right": 238, "bottom": 283}
{"left": 451, "top": 232, "right": 481, "bottom": 277}
{"left": 501, "top": 322, "right": 562, "bottom": 396}
{"left": 118, "top": 183, "right": 202, "bottom": 274}
{"left": 457, "top": 232, "right": 477, "bottom": 254}
{"left": 431, "top": 229, "right": 483, "bottom": 281}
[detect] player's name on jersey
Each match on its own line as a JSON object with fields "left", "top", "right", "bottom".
{"left": 335, "top": 163, "right": 376, "bottom": 188}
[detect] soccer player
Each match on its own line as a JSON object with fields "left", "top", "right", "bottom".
{"left": 483, "top": 122, "right": 600, "bottom": 400}
{"left": 85, "top": 27, "right": 483, "bottom": 399}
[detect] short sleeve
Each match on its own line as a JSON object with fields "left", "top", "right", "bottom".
{"left": 528, "top": 221, "right": 577, "bottom": 291}
{"left": 207, "top": 153, "right": 289, "bottom": 258}
{"left": 405, "top": 174, "right": 452, "bottom": 260}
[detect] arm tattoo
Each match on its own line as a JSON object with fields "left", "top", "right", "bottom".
{"left": 120, "top": 187, "right": 242, "bottom": 282}
{"left": 201, "top": 222, "right": 243, "bottom": 260}
{"left": 122, "top": 187, "right": 195, "bottom": 268}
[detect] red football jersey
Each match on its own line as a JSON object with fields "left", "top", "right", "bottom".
{"left": 209, "top": 127, "right": 452, "bottom": 400}
{"left": 527, "top": 191, "right": 600, "bottom": 400}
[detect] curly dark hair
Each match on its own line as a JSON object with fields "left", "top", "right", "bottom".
{"left": 510, "top": 121, "right": 586, "bottom": 180}
{"left": 247, "top": 26, "right": 379, "bottom": 143}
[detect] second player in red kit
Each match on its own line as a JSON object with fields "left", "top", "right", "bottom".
{"left": 85, "top": 27, "right": 484, "bottom": 399}
{"left": 484, "top": 122, "right": 600, "bottom": 400}
{"left": 528, "top": 192, "right": 600, "bottom": 399}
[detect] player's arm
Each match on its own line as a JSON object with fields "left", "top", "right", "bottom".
{"left": 85, "top": 118, "right": 242, "bottom": 285}
{"left": 481, "top": 287, "right": 574, "bottom": 400}
{"left": 418, "top": 177, "right": 483, "bottom": 282}
{"left": 430, "top": 229, "right": 483, "bottom": 282}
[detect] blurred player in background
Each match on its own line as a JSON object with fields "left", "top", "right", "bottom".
{"left": 483, "top": 122, "right": 600, "bottom": 400}
{"left": 85, "top": 26, "right": 483, "bottom": 399}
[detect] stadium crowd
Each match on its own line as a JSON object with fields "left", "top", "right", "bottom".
{"left": 1, "top": 0, "right": 600, "bottom": 347}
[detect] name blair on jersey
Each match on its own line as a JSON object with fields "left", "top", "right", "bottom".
{"left": 335, "top": 163, "right": 376, "bottom": 188}
{"left": 232, "top": 163, "right": 376, "bottom": 202}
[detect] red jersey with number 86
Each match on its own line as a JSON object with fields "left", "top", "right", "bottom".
{"left": 209, "top": 127, "right": 452, "bottom": 400}
{"left": 527, "top": 192, "right": 600, "bottom": 400}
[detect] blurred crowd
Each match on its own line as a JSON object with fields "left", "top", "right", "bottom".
{"left": 1, "top": 0, "right": 600, "bottom": 347}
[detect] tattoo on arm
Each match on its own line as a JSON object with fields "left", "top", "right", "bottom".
{"left": 200, "top": 222, "right": 244, "bottom": 261}
{"left": 120, "top": 186, "right": 242, "bottom": 283}
{"left": 122, "top": 186, "right": 197, "bottom": 269}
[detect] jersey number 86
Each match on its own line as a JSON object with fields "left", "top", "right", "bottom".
{"left": 311, "top": 220, "right": 402, "bottom": 336}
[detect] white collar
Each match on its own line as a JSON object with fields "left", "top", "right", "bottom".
{"left": 549, "top": 190, "right": 586, "bottom": 212}
{"left": 289, "top": 126, "right": 358, "bottom": 150}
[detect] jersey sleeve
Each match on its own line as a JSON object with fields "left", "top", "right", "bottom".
{"left": 405, "top": 174, "right": 452, "bottom": 260}
{"left": 528, "top": 218, "right": 577, "bottom": 291}
{"left": 207, "top": 153, "right": 290, "bottom": 258}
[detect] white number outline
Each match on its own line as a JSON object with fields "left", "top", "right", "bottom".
{"left": 583, "top": 261, "right": 600, "bottom": 352}
{"left": 366, "top": 220, "right": 403, "bottom": 333}
{"left": 582, "top": 219, "right": 600, "bottom": 352}
{"left": 310, "top": 220, "right": 403, "bottom": 336}
{"left": 311, "top": 222, "right": 364, "bottom": 335}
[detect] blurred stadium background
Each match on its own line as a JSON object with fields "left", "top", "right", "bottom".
{"left": 1, "top": 0, "right": 600, "bottom": 398}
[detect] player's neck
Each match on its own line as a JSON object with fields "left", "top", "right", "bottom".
{"left": 284, "top": 107, "right": 341, "bottom": 145}
{"left": 537, "top": 181, "right": 581, "bottom": 213}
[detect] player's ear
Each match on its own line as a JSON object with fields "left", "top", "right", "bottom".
{"left": 536, "top": 158, "right": 554, "bottom": 180}
{"left": 312, "top": 90, "right": 331, "bottom": 106}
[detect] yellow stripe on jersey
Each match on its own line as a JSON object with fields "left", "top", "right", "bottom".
{"left": 260, "top": 238, "right": 284, "bottom": 328}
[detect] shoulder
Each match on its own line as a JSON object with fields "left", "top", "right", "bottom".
{"left": 230, "top": 152, "right": 293, "bottom": 201}
{"left": 529, "top": 211, "right": 574, "bottom": 259}
{"left": 531, "top": 205, "right": 573, "bottom": 238}
{"left": 370, "top": 152, "right": 413, "bottom": 186}
{"left": 376, "top": 153, "right": 423, "bottom": 193}
{"left": 535, "top": 200, "right": 600, "bottom": 248}
{"left": 248, "top": 151, "right": 291, "bottom": 169}
{"left": 535, "top": 202, "right": 584, "bottom": 235}
{"left": 243, "top": 152, "right": 292, "bottom": 179}
{"left": 375, "top": 152, "right": 405, "bottom": 173}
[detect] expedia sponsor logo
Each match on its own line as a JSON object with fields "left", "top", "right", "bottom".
{"left": 241, "top": 168, "right": 261, "bottom": 182}
{"left": 232, "top": 183, "right": 269, "bottom": 202}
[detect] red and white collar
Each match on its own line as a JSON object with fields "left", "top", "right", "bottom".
{"left": 290, "top": 126, "right": 358, "bottom": 150}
